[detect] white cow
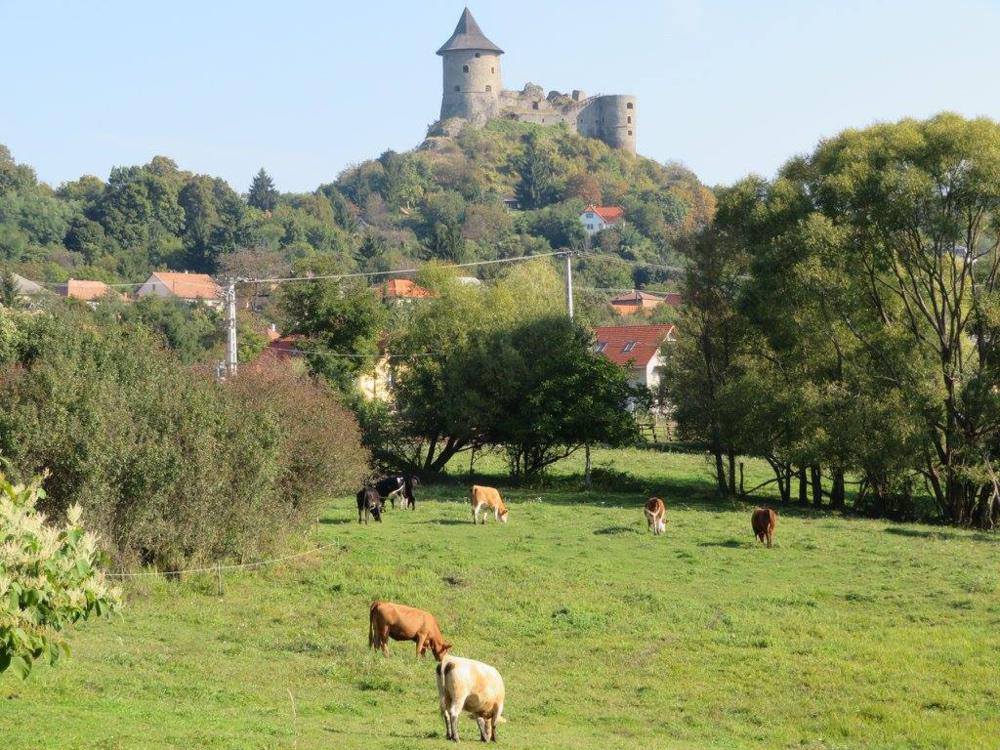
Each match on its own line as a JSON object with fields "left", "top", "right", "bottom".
{"left": 435, "top": 653, "right": 506, "bottom": 742}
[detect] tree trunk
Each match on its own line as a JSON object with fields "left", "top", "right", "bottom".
{"left": 727, "top": 451, "right": 737, "bottom": 496}
{"left": 714, "top": 447, "right": 727, "bottom": 495}
{"left": 739, "top": 462, "right": 745, "bottom": 496}
{"left": 584, "top": 444, "right": 592, "bottom": 489}
{"left": 830, "top": 468, "right": 845, "bottom": 510}
{"left": 811, "top": 466, "right": 822, "bottom": 507}
{"left": 798, "top": 466, "right": 807, "bottom": 504}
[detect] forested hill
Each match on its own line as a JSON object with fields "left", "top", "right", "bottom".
{"left": 0, "top": 120, "right": 713, "bottom": 289}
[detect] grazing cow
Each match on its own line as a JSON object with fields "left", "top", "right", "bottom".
{"left": 644, "top": 497, "right": 667, "bottom": 535}
{"left": 375, "top": 475, "right": 419, "bottom": 510}
{"left": 368, "top": 601, "right": 451, "bottom": 660}
{"left": 469, "top": 485, "right": 508, "bottom": 524}
{"left": 751, "top": 507, "right": 777, "bottom": 547}
{"left": 356, "top": 486, "right": 383, "bottom": 524}
{"left": 436, "top": 653, "right": 506, "bottom": 742}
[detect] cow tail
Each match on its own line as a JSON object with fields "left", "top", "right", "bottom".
{"left": 368, "top": 602, "right": 378, "bottom": 648}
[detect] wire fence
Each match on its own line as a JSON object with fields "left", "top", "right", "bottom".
{"left": 105, "top": 541, "right": 341, "bottom": 579}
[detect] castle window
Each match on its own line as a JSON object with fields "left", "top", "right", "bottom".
{"left": 627, "top": 116, "right": 632, "bottom": 124}
{"left": 628, "top": 130, "right": 633, "bottom": 136}
{"left": 626, "top": 102, "right": 634, "bottom": 109}
{"left": 485, "top": 85, "right": 491, "bottom": 92}
{"left": 532, "top": 101, "right": 539, "bottom": 110}
{"left": 475, "top": 52, "right": 481, "bottom": 58}
{"left": 463, "top": 65, "right": 469, "bottom": 73}
{"left": 491, "top": 67, "right": 495, "bottom": 74}
{"left": 454, "top": 85, "right": 460, "bottom": 91}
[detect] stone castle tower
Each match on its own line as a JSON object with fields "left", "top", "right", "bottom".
{"left": 435, "top": 9, "right": 637, "bottom": 154}
{"left": 437, "top": 8, "right": 503, "bottom": 124}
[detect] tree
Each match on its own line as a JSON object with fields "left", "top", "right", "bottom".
{"left": 0, "top": 270, "right": 23, "bottom": 309}
{"left": 247, "top": 168, "right": 279, "bottom": 212}
{"left": 0, "top": 472, "right": 122, "bottom": 678}
{"left": 513, "top": 132, "right": 558, "bottom": 209}
{"left": 277, "top": 279, "right": 387, "bottom": 392}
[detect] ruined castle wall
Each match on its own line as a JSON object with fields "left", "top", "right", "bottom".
{"left": 440, "top": 50, "right": 502, "bottom": 124}
{"left": 577, "top": 95, "right": 636, "bottom": 153}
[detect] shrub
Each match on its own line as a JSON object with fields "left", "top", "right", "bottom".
{"left": 0, "top": 307, "right": 346, "bottom": 567}
{"left": 0, "top": 472, "right": 121, "bottom": 678}
{"left": 229, "top": 358, "right": 369, "bottom": 520}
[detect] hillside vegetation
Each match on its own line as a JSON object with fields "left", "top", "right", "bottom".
{"left": 0, "top": 122, "right": 712, "bottom": 292}
{"left": 1, "top": 449, "right": 996, "bottom": 749}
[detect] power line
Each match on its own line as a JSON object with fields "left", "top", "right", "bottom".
{"left": 239, "top": 251, "right": 569, "bottom": 285}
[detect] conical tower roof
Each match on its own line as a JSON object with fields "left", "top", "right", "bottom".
{"left": 437, "top": 8, "right": 503, "bottom": 55}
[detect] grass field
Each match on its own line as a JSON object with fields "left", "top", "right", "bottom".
{"left": 2, "top": 449, "right": 998, "bottom": 749}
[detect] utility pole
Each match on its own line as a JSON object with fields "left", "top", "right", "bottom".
{"left": 226, "top": 279, "right": 238, "bottom": 377}
{"left": 564, "top": 252, "right": 574, "bottom": 320}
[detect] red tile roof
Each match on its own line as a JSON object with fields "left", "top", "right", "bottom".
{"left": 148, "top": 272, "right": 222, "bottom": 301}
{"left": 593, "top": 324, "right": 675, "bottom": 368}
{"left": 56, "top": 279, "right": 122, "bottom": 302}
{"left": 264, "top": 334, "right": 305, "bottom": 361}
{"left": 585, "top": 205, "right": 625, "bottom": 223}
{"left": 610, "top": 290, "right": 663, "bottom": 305}
{"left": 384, "top": 278, "right": 434, "bottom": 299}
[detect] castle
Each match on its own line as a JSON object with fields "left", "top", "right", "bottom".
{"left": 435, "top": 8, "right": 637, "bottom": 154}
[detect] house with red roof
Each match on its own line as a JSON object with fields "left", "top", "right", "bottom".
{"left": 580, "top": 205, "right": 625, "bottom": 235}
{"left": 382, "top": 278, "right": 434, "bottom": 301}
{"left": 55, "top": 279, "right": 124, "bottom": 306}
{"left": 136, "top": 271, "right": 223, "bottom": 309}
{"left": 593, "top": 323, "right": 676, "bottom": 390}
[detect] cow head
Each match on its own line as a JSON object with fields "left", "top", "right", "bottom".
{"left": 431, "top": 640, "right": 452, "bottom": 660}
{"left": 499, "top": 508, "right": 509, "bottom": 523}
{"left": 369, "top": 498, "right": 383, "bottom": 522}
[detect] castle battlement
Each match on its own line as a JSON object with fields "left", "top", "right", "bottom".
{"left": 435, "top": 9, "right": 636, "bottom": 153}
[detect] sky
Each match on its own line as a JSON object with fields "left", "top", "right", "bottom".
{"left": 2, "top": 0, "right": 999, "bottom": 193}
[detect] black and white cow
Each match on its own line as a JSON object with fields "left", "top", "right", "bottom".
{"left": 375, "top": 475, "right": 419, "bottom": 510}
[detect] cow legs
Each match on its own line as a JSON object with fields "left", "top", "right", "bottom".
{"left": 472, "top": 504, "right": 479, "bottom": 524}
{"left": 447, "top": 705, "right": 462, "bottom": 742}
{"left": 378, "top": 626, "right": 391, "bottom": 656}
{"left": 476, "top": 716, "right": 489, "bottom": 742}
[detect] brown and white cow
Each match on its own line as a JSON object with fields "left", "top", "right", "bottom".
{"left": 436, "top": 653, "right": 506, "bottom": 742}
{"left": 751, "top": 507, "right": 777, "bottom": 548}
{"left": 368, "top": 601, "right": 451, "bottom": 660}
{"left": 644, "top": 497, "right": 666, "bottom": 535}
{"left": 470, "top": 485, "right": 508, "bottom": 525}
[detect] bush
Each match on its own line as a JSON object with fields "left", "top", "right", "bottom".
{"left": 229, "top": 358, "right": 369, "bottom": 519}
{"left": 0, "top": 307, "right": 363, "bottom": 568}
{"left": 0, "top": 472, "right": 121, "bottom": 678}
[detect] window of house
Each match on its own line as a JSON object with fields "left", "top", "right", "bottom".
{"left": 586, "top": 213, "right": 594, "bottom": 219}
{"left": 595, "top": 342, "right": 607, "bottom": 353}
{"left": 463, "top": 65, "right": 469, "bottom": 73}
{"left": 626, "top": 102, "right": 634, "bottom": 109}
{"left": 623, "top": 341, "right": 637, "bottom": 353}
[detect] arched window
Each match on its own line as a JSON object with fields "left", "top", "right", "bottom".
{"left": 485, "top": 85, "right": 492, "bottom": 92}
{"left": 463, "top": 65, "right": 469, "bottom": 73}
{"left": 475, "top": 52, "right": 481, "bottom": 58}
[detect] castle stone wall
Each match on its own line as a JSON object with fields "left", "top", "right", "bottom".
{"left": 440, "top": 49, "right": 502, "bottom": 124}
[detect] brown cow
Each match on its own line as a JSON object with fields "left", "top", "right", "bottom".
{"left": 644, "top": 497, "right": 666, "bottom": 535}
{"left": 470, "top": 485, "right": 508, "bottom": 524}
{"left": 369, "top": 601, "right": 451, "bottom": 660}
{"left": 751, "top": 507, "right": 777, "bottom": 547}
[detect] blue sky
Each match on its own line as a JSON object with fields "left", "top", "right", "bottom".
{"left": 3, "top": 0, "right": 999, "bottom": 192}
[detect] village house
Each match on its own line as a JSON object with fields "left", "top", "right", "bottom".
{"left": 593, "top": 323, "right": 675, "bottom": 390}
{"left": 382, "top": 278, "right": 434, "bottom": 302}
{"left": 136, "top": 271, "right": 223, "bottom": 309}
{"left": 580, "top": 205, "right": 625, "bottom": 235}
{"left": 609, "top": 290, "right": 682, "bottom": 317}
{"left": 55, "top": 279, "right": 123, "bottom": 306}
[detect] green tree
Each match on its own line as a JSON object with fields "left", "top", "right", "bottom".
{"left": 247, "top": 168, "right": 279, "bottom": 212}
